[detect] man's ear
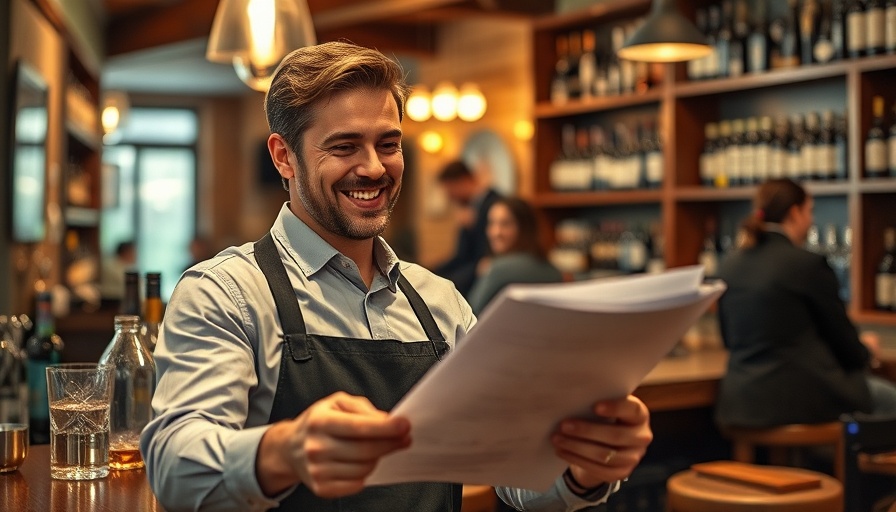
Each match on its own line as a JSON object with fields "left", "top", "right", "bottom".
{"left": 268, "top": 133, "right": 296, "bottom": 182}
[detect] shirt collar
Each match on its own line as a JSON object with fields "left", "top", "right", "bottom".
{"left": 271, "top": 203, "right": 402, "bottom": 291}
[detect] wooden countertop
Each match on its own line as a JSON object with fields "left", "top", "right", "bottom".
{"left": 0, "top": 444, "right": 165, "bottom": 512}
{"left": 634, "top": 349, "right": 728, "bottom": 412}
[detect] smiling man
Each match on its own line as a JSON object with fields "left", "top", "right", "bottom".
{"left": 141, "top": 41, "right": 652, "bottom": 512}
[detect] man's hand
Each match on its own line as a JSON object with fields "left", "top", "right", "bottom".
{"left": 256, "top": 392, "right": 411, "bottom": 498}
{"left": 551, "top": 395, "right": 652, "bottom": 490}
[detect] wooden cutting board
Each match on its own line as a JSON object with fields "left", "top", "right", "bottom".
{"left": 691, "top": 461, "right": 823, "bottom": 493}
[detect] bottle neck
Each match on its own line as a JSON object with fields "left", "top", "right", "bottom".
{"left": 143, "top": 298, "right": 164, "bottom": 324}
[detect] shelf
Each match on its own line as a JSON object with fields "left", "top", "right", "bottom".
{"left": 65, "top": 206, "right": 100, "bottom": 227}
{"left": 534, "top": 88, "right": 663, "bottom": 118}
{"left": 674, "top": 187, "right": 754, "bottom": 202}
{"left": 674, "top": 62, "right": 851, "bottom": 98}
{"left": 858, "top": 179, "right": 896, "bottom": 194}
{"left": 853, "top": 310, "right": 896, "bottom": 327}
{"left": 65, "top": 88, "right": 100, "bottom": 150}
{"left": 531, "top": 189, "right": 662, "bottom": 208}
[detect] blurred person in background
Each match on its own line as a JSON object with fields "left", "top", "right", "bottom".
{"left": 715, "top": 178, "right": 896, "bottom": 431}
{"left": 100, "top": 241, "right": 136, "bottom": 300}
{"left": 433, "top": 160, "right": 501, "bottom": 298}
{"left": 468, "top": 197, "right": 564, "bottom": 315}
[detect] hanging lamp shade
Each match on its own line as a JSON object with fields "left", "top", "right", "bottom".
{"left": 617, "top": 0, "right": 711, "bottom": 63}
{"left": 206, "top": 0, "right": 317, "bottom": 92}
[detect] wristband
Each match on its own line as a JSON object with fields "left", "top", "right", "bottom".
{"left": 562, "top": 468, "right": 611, "bottom": 500}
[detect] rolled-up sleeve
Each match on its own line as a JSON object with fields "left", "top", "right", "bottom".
{"left": 497, "top": 478, "right": 620, "bottom": 511}
{"left": 140, "top": 264, "right": 284, "bottom": 512}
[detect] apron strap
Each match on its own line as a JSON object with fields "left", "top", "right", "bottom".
{"left": 398, "top": 275, "right": 445, "bottom": 342}
{"left": 253, "top": 232, "right": 307, "bottom": 335}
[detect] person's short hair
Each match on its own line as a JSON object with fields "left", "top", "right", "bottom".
{"left": 264, "top": 41, "right": 411, "bottom": 161}
{"left": 436, "top": 160, "right": 474, "bottom": 183}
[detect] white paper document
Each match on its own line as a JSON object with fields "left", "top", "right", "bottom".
{"left": 366, "top": 266, "right": 726, "bottom": 491}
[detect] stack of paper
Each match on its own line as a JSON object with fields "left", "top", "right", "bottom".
{"left": 368, "top": 266, "right": 726, "bottom": 490}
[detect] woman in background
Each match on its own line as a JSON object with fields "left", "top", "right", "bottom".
{"left": 468, "top": 197, "right": 563, "bottom": 314}
{"left": 715, "top": 178, "right": 896, "bottom": 429}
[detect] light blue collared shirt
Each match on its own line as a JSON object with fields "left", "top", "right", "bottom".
{"left": 141, "top": 203, "right": 615, "bottom": 511}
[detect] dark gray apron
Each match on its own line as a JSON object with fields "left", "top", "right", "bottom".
{"left": 254, "top": 233, "right": 462, "bottom": 511}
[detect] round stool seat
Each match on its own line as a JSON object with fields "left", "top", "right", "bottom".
{"left": 667, "top": 465, "right": 842, "bottom": 512}
{"left": 461, "top": 485, "right": 495, "bottom": 512}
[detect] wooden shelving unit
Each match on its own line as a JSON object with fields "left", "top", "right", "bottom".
{"left": 530, "top": 2, "right": 896, "bottom": 326}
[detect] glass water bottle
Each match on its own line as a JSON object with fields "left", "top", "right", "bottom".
{"left": 99, "top": 315, "right": 155, "bottom": 470}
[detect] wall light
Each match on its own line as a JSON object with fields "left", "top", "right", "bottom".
{"left": 457, "top": 83, "right": 487, "bottom": 122}
{"left": 617, "top": 0, "right": 711, "bottom": 63}
{"left": 406, "top": 86, "right": 432, "bottom": 122}
{"left": 431, "top": 82, "right": 459, "bottom": 122}
{"left": 101, "top": 91, "right": 130, "bottom": 141}
{"left": 419, "top": 130, "right": 444, "bottom": 154}
{"left": 207, "top": 0, "right": 317, "bottom": 92}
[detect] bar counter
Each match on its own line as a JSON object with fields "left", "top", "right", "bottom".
{"left": 0, "top": 445, "right": 164, "bottom": 511}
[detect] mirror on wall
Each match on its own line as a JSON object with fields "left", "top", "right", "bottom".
{"left": 7, "top": 59, "right": 49, "bottom": 243}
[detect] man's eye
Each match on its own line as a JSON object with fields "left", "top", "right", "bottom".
{"left": 331, "top": 145, "right": 356, "bottom": 154}
{"left": 379, "top": 142, "right": 401, "bottom": 153}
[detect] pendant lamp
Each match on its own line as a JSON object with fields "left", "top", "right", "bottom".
{"left": 207, "top": 0, "right": 317, "bottom": 92}
{"left": 617, "top": 0, "right": 711, "bottom": 63}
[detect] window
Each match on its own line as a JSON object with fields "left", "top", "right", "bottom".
{"left": 102, "top": 108, "right": 198, "bottom": 301}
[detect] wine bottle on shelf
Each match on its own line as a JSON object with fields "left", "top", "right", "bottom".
{"left": 717, "top": 0, "right": 734, "bottom": 77}
{"left": 866, "top": 95, "right": 888, "bottom": 178}
{"left": 770, "top": 115, "right": 790, "bottom": 179}
{"left": 579, "top": 29, "right": 596, "bottom": 100}
{"left": 707, "top": 5, "right": 723, "bottom": 79}
{"left": 566, "top": 31, "right": 583, "bottom": 100}
{"left": 787, "top": 114, "right": 805, "bottom": 180}
{"left": 551, "top": 34, "right": 570, "bottom": 105}
{"left": 755, "top": 116, "right": 774, "bottom": 182}
{"left": 814, "top": 1, "right": 836, "bottom": 63}
{"left": 888, "top": 99, "right": 896, "bottom": 177}
{"left": 802, "top": 111, "right": 821, "bottom": 180}
{"left": 834, "top": 112, "right": 849, "bottom": 180}
{"left": 141, "top": 272, "right": 163, "bottom": 353}
{"left": 875, "top": 227, "right": 896, "bottom": 310}
{"left": 729, "top": 0, "right": 750, "bottom": 76}
{"left": 866, "top": 0, "right": 887, "bottom": 55}
{"left": 550, "top": 124, "right": 576, "bottom": 191}
{"left": 728, "top": 118, "right": 745, "bottom": 186}
{"left": 847, "top": 0, "right": 867, "bottom": 58}
{"left": 818, "top": 110, "right": 837, "bottom": 180}
{"left": 832, "top": 0, "right": 847, "bottom": 60}
{"left": 773, "top": 0, "right": 802, "bottom": 68}
{"left": 747, "top": 0, "right": 770, "bottom": 73}
{"left": 800, "top": 0, "right": 820, "bottom": 65}
{"left": 700, "top": 122, "right": 720, "bottom": 187}
{"left": 620, "top": 24, "right": 637, "bottom": 93}
{"left": 716, "top": 120, "right": 732, "bottom": 188}
{"left": 698, "top": 220, "right": 720, "bottom": 279}
{"left": 607, "top": 26, "right": 624, "bottom": 96}
{"left": 887, "top": 0, "right": 896, "bottom": 53}
{"left": 99, "top": 315, "right": 155, "bottom": 470}
{"left": 25, "top": 292, "right": 64, "bottom": 444}
{"left": 805, "top": 224, "right": 823, "bottom": 254}
{"left": 741, "top": 117, "right": 760, "bottom": 185}
{"left": 689, "top": 8, "right": 709, "bottom": 80}
{"left": 643, "top": 120, "right": 664, "bottom": 189}
{"left": 0, "top": 316, "right": 27, "bottom": 425}
{"left": 838, "top": 226, "right": 853, "bottom": 303}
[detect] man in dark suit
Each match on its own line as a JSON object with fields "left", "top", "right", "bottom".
{"left": 433, "top": 160, "right": 501, "bottom": 297}
{"left": 715, "top": 179, "right": 896, "bottom": 428}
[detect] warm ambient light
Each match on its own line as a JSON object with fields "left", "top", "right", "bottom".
{"left": 419, "top": 130, "right": 444, "bottom": 153}
{"left": 457, "top": 83, "right": 487, "bottom": 122}
{"left": 207, "top": 0, "right": 317, "bottom": 92}
{"left": 431, "top": 82, "right": 459, "bottom": 122}
{"left": 101, "top": 91, "right": 130, "bottom": 135}
{"left": 513, "top": 120, "right": 534, "bottom": 141}
{"left": 407, "top": 82, "right": 487, "bottom": 122}
{"left": 617, "top": 0, "right": 711, "bottom": 63}
{"left": 406, "top": 86, "right": 432, "bottom": 122}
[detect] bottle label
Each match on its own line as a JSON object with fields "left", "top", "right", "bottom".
{"left": 646, "top": 152, "right": 663, "bottom": 184}
{"left": 867, "top": 8, "right": 886, "bottom": 50}
{"left": 801, "top": 145, "right": 815, "bottom": 179}
{"left": 700, "top": 153, "right": 714, "bottom": 182}
{"left": 866, "top": 139, "right": 888, "bottom": 172}
{"left": 748, "top": 35, "right": 767, "bottom": 72}
{"left": 876, "top": 273, "right": 895, "bottom": 308}
{"left": 755, "top": 145, "right": 770, "bottom": 179}
{"left": 888, "top": 7, "right": 896, "bottom": 50}
{"left": 848, "top": 11, "right": 866, "bottom": 53}
{"left": 889, "top": 136, "right": 896, "bottom": 172}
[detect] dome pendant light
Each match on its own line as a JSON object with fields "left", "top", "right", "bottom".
{"left": 617, "top": 0, "right": 711, "bottom": 63}
{"left": 206, "top": 0, "right": 317, "bottom": 92}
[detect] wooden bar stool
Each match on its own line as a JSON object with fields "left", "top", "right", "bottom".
{"left": 461, "top": 485, "right": 496, "bottom": 512}
{"left": 722, "top": 422, "right": 845, "bottom": 482}
{"left": 667, "top": 462, "right": 843, "bottom": 512}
